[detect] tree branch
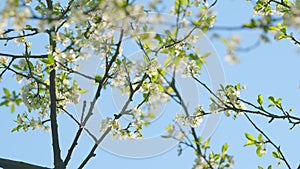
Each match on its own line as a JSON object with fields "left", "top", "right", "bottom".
{"left": 64, "top": 30, "right": 124, "bottom": 166}
{"left": 46, "top": 0, "right": 64, "bottom": 168}
{"left": 0, "top": 158, "right": 50, "bottom": 169}
{"left": 78, "top": 73, "right": 147, "bottom": 169}
{"left": 49, "top": 68, "right": 64, "bottom": 169}
{"left": 244, "top": 113, "right": 291, "bottom": 169}
{"left": 0, "top": 53, "right": 48, "bottom": 58}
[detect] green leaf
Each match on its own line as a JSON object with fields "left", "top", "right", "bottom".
{"left": 268, "top": 26, "right": 278, "bottom": 31}
{"left": 235, "top": 83, "right": 241, "bottom": 90}
{"left": 214, "top": 154, "right": 220, "bottom": 161}
{"left": 201, "top": 52, "right": 210, "bottom": 58}
{"left": 268, "top": 96, "right": 276, "bottom": 104}
{"left": 94, "top": 74, "right": 101, "bottom": 83}
{"left": 268, "top": 96, "right": 282, "bottom": 107}
{"left": 180, "top": 0, "right": 188, "bottom": 5}
{"left": 150, "top": 72, "right": 158, "bottom": 82}
{"left": 222, "top": 143, "right": 228, "bottom": 153}
{"left": 10, "top": 104, "right": 15, "bottom": 113}
{"left": 79, "top": 89, "right": 88, "bottom": 94}
{"left": 164, "top": 57, "right": 172, "bottom": 67}
{"left": 256, "top": 147, "right": 263, "bottom": 157}
{"left": 11, "top": 125, "right": 22, "bottom": 132}
{"left": 157, "top": 84, "right": 164, "bottom": 92}
{"left": 258, "top": 166, "right": 263, "bottom": 169}
{"left": 258, "top": 134, "right": 263, "bottom": 142}
{"left": 276, "top": 98, "right": 282, "bottom": 107}
{"left": 25, "top": 24, "right": 33, "bottom": 29}
{"left": 257, "top": 94, "right": 263, "bottom": 106}
{"left": 245, "top": 133, "right": 256, "bottom": 141}
{"left": 165, "top": 124, "right": 172, "bottom": 132}
{"left": 272, "top": 151, "right": 280, "bottom": 159}
{"left": 174, "top": 56, "right": 181, "bottom": 66}
{"left": 143, "top": 93, "right": 149, "bottom": 102}
{"left": 12, "top": 64, "right": 22, "bottom": 70}
{"left": 15, "top": 98, "right": 22, "bottom": 105}
{"left": 0, "top": 100, "right": 9, "bottom": 106}
{"left": 161, "top": 135, "right": 171, "bottom": 138}
{"left": 47, "top": 54, "right": 55, "bottom": 66}
{"left": 3, "top": 88, "right": 10, "bottom": 97}
{"left": 203, "top": 138, "right": 210, "bottom": 149}
{"left": 277, "top": 34, "right": 286, "bottom": 40}
{"left": 267, "top": 165, "right": 272, "bottom": 169}
{"left": 244, "top": 140, "right": 255, "bottom": 146}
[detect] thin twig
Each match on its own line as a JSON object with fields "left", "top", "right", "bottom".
{"left": 244, "top": 113, "right": 291, "bottom": 169}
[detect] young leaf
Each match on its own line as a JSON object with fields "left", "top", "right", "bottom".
{"left": 272, "top": 151, "right": 280, "bottom": 159}
{"left": 256, "top": 147, "right": 263, "bottom": 157}
{"left": 244, "top": 140, "right": 255, "bottom": 146}
{"left": 10, "top": 104, "right": 15, "bottom": 113}
{"left": 257, "top": 94, "right": 263, "bottom": 106}
{"left": 245, "top": 133, "right": 256, "bottom": 141}
{"left": 268, "top": 96, "right": 276, "bottom": 104}
{"left": 258, "top": 134, "right": 263, "bottom": 142}
{"left": 11, "top": 125, "right": 22, "bottom": 132}
{"left": 3, "top": 88, "right": 10, "bottom": 97}
{"left": 47, "top": 54, "right": 55, "bottom": 66}
{"left": 222, "top": 143, "right": 228, "bottom": 154}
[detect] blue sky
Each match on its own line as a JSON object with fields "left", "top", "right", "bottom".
{"left": 1, "top": 0, "right": 300, "bottom": 169}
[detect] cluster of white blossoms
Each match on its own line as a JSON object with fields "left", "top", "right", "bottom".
{"left": 0, "top": 1, "right": 16, "bottom": 33}
{"left": 110, "top": 61, "right": 129, "bottom": 88}
{"left": 100, "top": 110, "right": 144, "bottom": 140}
{"left": 283, "top": 0, "right": 300, "bottom": 28}
{"left": 145, "top": 58, "right": 160, "bottom": 80}
{"left": 192, "top": 154, "right": 234, "bottom": 169}
{"left": 13, "top": 8, "right": 30, "bottom": 30}
{"left": 141, "top": 81, "right": 169, "bottom": 104}
{"left": 182, "top": 59, "right": 201, "bottom": 77}
{"left": 15, "top": 112, "right": 50, "bottom": 132}
{"left": 174, "top": 106, "right": 204, "bottom": 128}
{"left": 21, "top": 83, "right": 50, "bottom": 114}
{"left": 17, "top": 82, "right": 51, "bottom": 132}
{"left": 0, "top": 0, "right": 31, "bottom": 31}
{"left": 224, "top": 35, "right": 241, "bottom": 65}
{"left": 56, "top": 79, "right": 82, "bottom": 107}
{"left": 192, "top": 156, "right": 209, "bottom": 169}
{"left": 209, "top": 84, "right": 247, "bottom": 117}
{"left": 14, "top": 59, "right": 44, "bottom": 83}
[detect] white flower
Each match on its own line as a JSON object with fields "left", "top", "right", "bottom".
{"left": 69, "top": 92, "right": 80, "bottom": 104}
{"left": 13, "top": 8, "right": 30, "bottom": 30}
{"left": 175, "top": 113, "right": 187, "bottom": 126}
{"left": 21, "top": 85, "right": 31, "bottom": 108}
{"left": 19, "top": 59, "right": 26, "bottom": 67}
{"left": 0, "top": 57, "right": 7, "bottom": 65}
{"left": 224, "top": 55, "right": 239, "bottom": 65}
{"left": 14, "top": 74, "right": 23, "bottom": 83}
{"left": 209, "top": 101, "right": 219, "bottom": 113}
{"left": 100, "top": 118, "right": 112, "bottom": 132}
{"left": 187, "top": 111, "right": 203, "bottom": 128}
{"left": 132, "top": 107, "right": 142, "bottom": 116}
{"left": 173, "top": 131, "right": 185, "bottom": 140}
{"left": 25, "top": 0, "right": 32, "bottom": 6}
{"left": 44, "top": 126, "right": 50, "bottom": 132}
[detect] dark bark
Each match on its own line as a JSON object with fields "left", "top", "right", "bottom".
{"left": 49, "top": 69, "right": 65, "bottom": 169}
{"left": 0, "top": 158, "right": 50, "bottom": 169}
